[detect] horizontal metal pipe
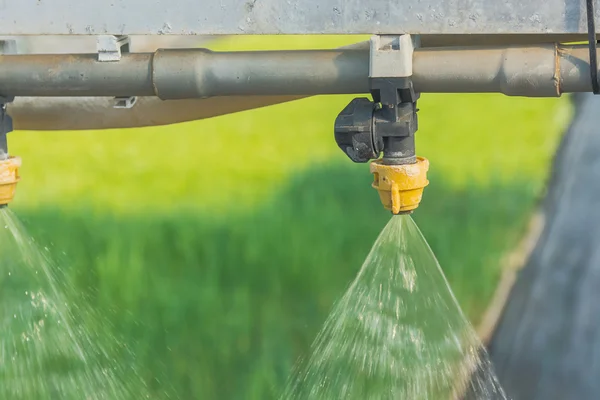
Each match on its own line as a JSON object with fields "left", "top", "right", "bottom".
{"left": 0, "top": 53, "right": 155, "bottom": 96}
{"left": 414, "top": 44, "right": 600, "bottom": 96}
{"left": 8, "top": 95, "right": 304, "bottom": 130}
{"left": 0, "top": 49, "right": 368, "bottom": 98}
{"left": 0, "top": 43, "right": 598, "bottom": 99}
{"left": 6, "top": 41, "right": 369, "bottom": 131}
{"left": 414, "top": 44, "right": 561, "bottom": 96}
{"left": 152, "top": 48, "right": 369, "bottom": 98}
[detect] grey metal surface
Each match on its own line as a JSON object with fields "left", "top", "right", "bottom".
{"left": 1, "top": 44, "right": 600, "bottom": 99}
{"left": 7, "top": 96, "right": 303, "bottom": 130}
{"left": 369, "top": 35, "right": 416, "bottom": 78}
{"left": 0, "top": 0, "right": 598, "bottom": 35}
{"left": 488, "top": 93, "right": 600, "bottom": 400}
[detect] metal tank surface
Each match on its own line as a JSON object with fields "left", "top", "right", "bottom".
{"left": 0, "top": 0, "right": 596, "bottom": 35}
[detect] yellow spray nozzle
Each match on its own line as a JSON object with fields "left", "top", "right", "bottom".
{"left": 370, "top": 156, "right": 429, "bottom": 214}
{"left": 0, "top": 156, "right": 21, "bottom": 206}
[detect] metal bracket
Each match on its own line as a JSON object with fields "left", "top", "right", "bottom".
{"left": 113, "top": 96, "right": 138, "bottom": 109}
{"left": 369, "top": 35, "right": 419, "bottom": 79}
{"left": 97, "top": 35, "right": 130, "bottom": 62}
{"left": 369, "top": 34, "right": 420, "bottom": 105}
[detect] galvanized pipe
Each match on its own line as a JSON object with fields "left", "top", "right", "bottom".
{"left": 415, "top": 45, "right": 600, "bottom": 96}
{"left": 0, "top": 53, "right": 155, "bottom": 96}
{"left": 152, "top": 48, "right": 369, "bottom": 98}
{"left": 414, "top": 44, "right": 561, "bottom": 96}
{"left": 6, "top": 41, "right": 368, "bottom": 131}
{"left": 0, "top": 44, "right": 599, "bottom": 98}
{"left": 8, "top": 95, "right": 304, "bottom": 130}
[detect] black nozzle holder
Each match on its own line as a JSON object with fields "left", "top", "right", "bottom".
{"left": 334, "top": 77, "right": 419, "bottom": 165}
{"left": 371, "top": 77, "right": 418, "bottom": 166}
{"left": 0, "top": 102, "right": 13, "bottom": 158}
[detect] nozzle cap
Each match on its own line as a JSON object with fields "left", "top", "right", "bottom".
{"left": 370, "top": 156, "right": 429, "bottom": 214}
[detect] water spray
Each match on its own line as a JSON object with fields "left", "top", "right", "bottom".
{"left": 334, "top": 35, "right": 429, "bottom": 214}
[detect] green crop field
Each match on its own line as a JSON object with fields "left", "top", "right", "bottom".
{"left": 7, "top": 35, "right": 571, "bottom": 398}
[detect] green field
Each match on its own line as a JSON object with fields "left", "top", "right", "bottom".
{"left": 8, "top": 36, "right": 570, "bottom": 398}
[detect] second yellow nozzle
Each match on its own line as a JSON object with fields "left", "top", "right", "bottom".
{"left": 370, "top": 156, "right": 429, "bottom": 214}
{"left": 0, "top": 156, "right": 20, "bottom": 206}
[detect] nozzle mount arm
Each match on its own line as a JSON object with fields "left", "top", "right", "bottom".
{"left": 334, "top": 35, "right": 419, "bottom": 165}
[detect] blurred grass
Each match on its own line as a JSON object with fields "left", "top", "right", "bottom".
{"left": 6, "top": 35, "right": 571, "bottom": 398}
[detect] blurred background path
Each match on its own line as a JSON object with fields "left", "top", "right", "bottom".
{"left": 489, "top": 93, "right": 600, "bottom": 400}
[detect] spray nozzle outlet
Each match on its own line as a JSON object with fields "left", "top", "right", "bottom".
{"left": 370, "top": 156, "right": 429, "bottom": 214}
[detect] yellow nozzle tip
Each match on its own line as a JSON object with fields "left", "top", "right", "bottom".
{"left": 0, "top": 156, "right": 21, "bottom": 206}
{"left": 370, "top": 156, "right": 429, "bottom": 214}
